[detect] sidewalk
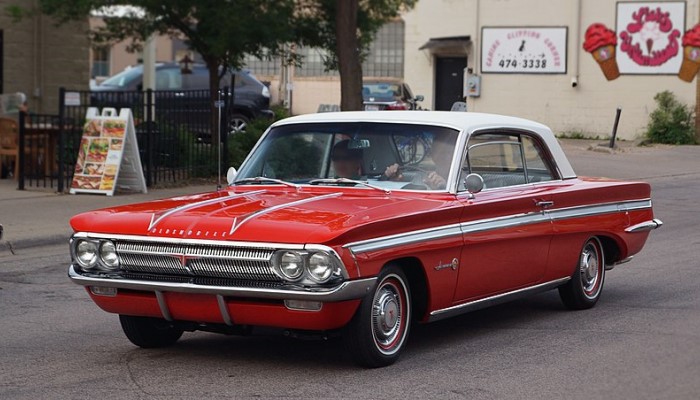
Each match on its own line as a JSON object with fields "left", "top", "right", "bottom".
{"left": 0, "top": 180, "right": 217, "bottom": 252}
{"left": 1, "top": 140, "right": 698, "bottom": 252}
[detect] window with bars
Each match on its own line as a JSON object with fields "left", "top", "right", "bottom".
{"left": 242, "top": 20, "right": 405, "bottom": 79}
{"left": 243, "top": 53, "right": 280, "bottom": 76}
{"left": 91, "top": 46, "right": 110, "bottom": 78}
{"left": 363, "top": 20, "right": 405, "bottom": 77}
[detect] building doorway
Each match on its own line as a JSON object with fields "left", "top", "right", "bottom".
{"left": 434, "top": 57, "right": 466, "bottom": 111}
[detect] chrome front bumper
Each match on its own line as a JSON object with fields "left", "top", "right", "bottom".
{"left": 68, "top": 265, "right": 376, "bottom": 302}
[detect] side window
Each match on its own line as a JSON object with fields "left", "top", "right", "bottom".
{"left": 521, "top": 135, "right": 554, "bottom": 183}
{"left": 460, "top": 132, "right": 555, "bottom": 191}
{"left": 155, "top": 68, "right": 183, "bottom": 90}
{"left": 181, "top": 68, "right": 209, "bottom": 90}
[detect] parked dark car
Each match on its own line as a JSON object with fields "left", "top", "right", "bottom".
{"left": 362, "top": 79, "right": 424, "bottom": 111}
{"left": 92, "top": 63, "right": 273, "bottom": 135}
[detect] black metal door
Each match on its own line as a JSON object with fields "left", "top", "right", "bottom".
{"left": 434, "top": 57, "right": 466, "bottom": 111}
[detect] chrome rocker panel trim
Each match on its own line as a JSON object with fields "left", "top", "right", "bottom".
{"left": 428, "top": 277, "right": 571, "bottom": 322}
{"left": 625, "top": 218, "right": 663, "bottom": 233}
{"left": 68, "top": 265, "right": 376, "bottom": 302}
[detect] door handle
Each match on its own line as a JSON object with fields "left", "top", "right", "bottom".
{"left": 535, "top": 200, "right": 554, "bottom": 209}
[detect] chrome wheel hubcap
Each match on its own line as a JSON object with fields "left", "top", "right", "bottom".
{"left": 372, "top": 284, "right": 402, "bottom": 350}
{"left": 580, "top": 243, "right": 600, "bottom": 295}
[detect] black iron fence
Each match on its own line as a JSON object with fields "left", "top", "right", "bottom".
{"left": 18, "top": 87, "right": 233, "bottom": 192}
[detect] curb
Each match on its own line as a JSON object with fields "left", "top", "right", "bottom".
{"left": 0, "top": 233, "right": 70, "bottom": 252}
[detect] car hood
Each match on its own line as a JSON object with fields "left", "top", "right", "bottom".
{"left": 70, "top": 187, "right": 457, "bottom": 245}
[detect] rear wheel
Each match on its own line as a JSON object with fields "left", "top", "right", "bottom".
{"left": 344, "top": 266, "right": 411, "bottom": 368}
{"left": 559, "top": 237, "right": 605, "bottom": 310}
{"left": 119, "top": 315, "right": 183, "bottom": 348}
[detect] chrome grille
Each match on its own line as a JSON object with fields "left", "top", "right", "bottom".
{"left": 115, "top": 241, "right": 278, "bottom": 281}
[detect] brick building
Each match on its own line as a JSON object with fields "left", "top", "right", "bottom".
{"left": 0, "top": 0, "right": 90, "bottom": 114}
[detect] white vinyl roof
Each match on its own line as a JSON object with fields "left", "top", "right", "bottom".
{"left": 273, "top": 111, "right": 576, "bottom": 179}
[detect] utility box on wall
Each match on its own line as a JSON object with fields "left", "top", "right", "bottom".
{"left": 465, "top": 74, "right": 481, "bottom": 97}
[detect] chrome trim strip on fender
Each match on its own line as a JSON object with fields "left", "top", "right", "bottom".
{"left": 428, "top": 277, "right": 571, "bottom": 322}
{"left": 229, "top": 192, "right": 343, "bottom": 234}
{"left": 154, "top": 290, "right": 173, "bottom": 321}
{"left": 217, "top": 295, "right": 233, "bottom": 326}
{"left": 69, "top": 265, "right": 376, "bottom": 302}
{"left": 148, "top": 190, "right": 267, "bottom": 231}
{"left": 625, "top": 218, "right": 663, "bottom": 233}
{"left": 345, "top": 223, "right": 463, "bottom": 254}
{"left": 345, "top": 198, "right": 653, "bottom": 254}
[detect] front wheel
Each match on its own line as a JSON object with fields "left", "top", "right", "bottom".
{"left": 559, "top": 237, "right": 606, "bottom": 310}
{"left": 344, "top": 266, "right": 412, "bottom": 368}
{"left": 119, "top": 315, "right": 183, "bottom": 348}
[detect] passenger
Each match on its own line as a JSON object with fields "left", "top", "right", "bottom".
{"left": 383, "top": 133, "right": 455, "bottom": 189}
{"left": 331, "top": 139, "right": 363, "bottom": 179}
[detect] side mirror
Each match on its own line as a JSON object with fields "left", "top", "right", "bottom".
{"left": 415, "top": 95, "right": 424, "bottom": 102}
{"left": 464, "top": 173, "right": 484, "bottom": 194}
{"left": 226, "top": 167, "right": 237, "bottom": 185}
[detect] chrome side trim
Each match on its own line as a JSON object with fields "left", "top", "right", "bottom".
{"left": 154, "top": 290, "right": 173, "bottom": 321}
{"left": 346, "top": 198, "right": 653, "bottom": 254}
{"left": 69, "top": 265, "right": 376, "bottom": 302}
{"left": 217, "top": 295, "right": 233, "bottom": 326}
{"left": 428, "top": 277, "right": 570, "bottom": 322}
{"left": 148, "top": 190, "right": 266, "bottom": 231}
{"left": 460, "top": 211, "right": 550, "bottom": 234}
{"left": 229, "top": 192, "right": 343, "bottom": 234}
{"left": 549, "top": 199, "right": 652, "bottom": 221}
{"left": 625, "top": 218, "right": 663, "bottom": 233}
{"left": 345, "top": 223, "right": 463, "bottom": 254}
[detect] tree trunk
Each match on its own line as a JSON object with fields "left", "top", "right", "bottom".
{"left": 335, "top": 0, "right": 363, "bottom": 111}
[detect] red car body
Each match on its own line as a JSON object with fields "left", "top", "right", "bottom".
{"left": 69, "top": 111, "right": 660, "bottom": 367}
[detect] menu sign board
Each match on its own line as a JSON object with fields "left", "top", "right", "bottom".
{"left": 70, "top": 108, "right": 146, "bottom": 196}
{"left": 481, "top": 27, "right": 568, "bottom": 74}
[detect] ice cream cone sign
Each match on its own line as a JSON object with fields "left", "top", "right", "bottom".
{"left": 584, "top": 23, "right": 620, "bottom": 81}
{"left": 679, "top": 24, "right": 700, "bottom": 82}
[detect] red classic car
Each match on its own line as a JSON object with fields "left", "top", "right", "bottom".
{"left": 69, "top": 111, "right": 661, "bottom": 367}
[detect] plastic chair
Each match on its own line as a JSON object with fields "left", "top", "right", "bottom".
{"left": 0, "top": 117, "right": 19, "bottom": 179}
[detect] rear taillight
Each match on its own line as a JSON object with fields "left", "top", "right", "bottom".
{"left": 385, "top": 102, "right": 409, "bottom": 110}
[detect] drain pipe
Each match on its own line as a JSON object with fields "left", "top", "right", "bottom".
{"left": 572, "top": 0, "right": 582, "bottom": 88}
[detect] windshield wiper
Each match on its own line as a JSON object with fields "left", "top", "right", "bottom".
{"left": 308, "top": 178, "right": 390, "bottom": 194}
{"left": 233, "top": 177, "right": 300, "bottom": 190}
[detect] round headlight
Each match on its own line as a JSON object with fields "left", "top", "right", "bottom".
{"left": 308, "top": 252, "right": 334, "bottom": 283}
{"left": 278, "top": 251, "right": 304, "bottom": 280}
{"left": 76, "top": 240, "right": 98, "bottom": 269}
{"left": 99, "top": 241, "right": 119, "bottom": 269}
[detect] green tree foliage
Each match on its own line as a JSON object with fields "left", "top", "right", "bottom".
{"left": 295, "top": 0, "right": 417, "bottom": 111}
{"left": 29, "top": 0, "right": 295, "bottom": 133}
{"left": 646, "top": 91, "right": 697, "bottom": 145}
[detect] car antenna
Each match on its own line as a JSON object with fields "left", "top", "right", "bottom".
{"left": 216, "top": 88, "right": 224, "bottom": 191}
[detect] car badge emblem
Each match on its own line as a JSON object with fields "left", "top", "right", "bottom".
{"left": 435, "top": 258, "right": 459, "bottom": 271}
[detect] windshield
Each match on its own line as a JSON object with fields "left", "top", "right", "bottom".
{"left": 100, "top": 67, "right": 142, "bottom": 87}
{"left": 235, "top": 122, "right": 459, "bottom": 191}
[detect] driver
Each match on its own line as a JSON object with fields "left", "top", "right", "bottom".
{"left": 383, "top": 133, "right": 455, "bottom": 189}
{"left": 332, "top": 140, "right": 363, "bottom": 179}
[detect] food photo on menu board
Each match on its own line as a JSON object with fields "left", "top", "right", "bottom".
{"left": 71, "top": 117, "right": 126, "bottom": 191}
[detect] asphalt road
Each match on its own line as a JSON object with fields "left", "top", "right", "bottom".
{"left": 1, "top": 146, "right": 698, "bottom": 399}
